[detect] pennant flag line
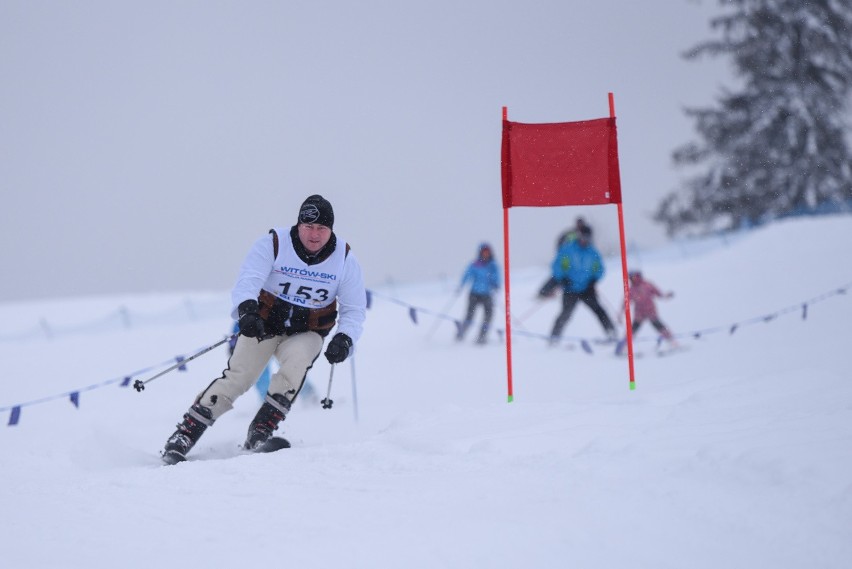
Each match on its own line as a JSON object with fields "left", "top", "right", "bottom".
{"left": 3, "top": 282, "right": 850, "bottom": 426}
{"left": 0, "top": 337, "right": 232, "bottom": 426}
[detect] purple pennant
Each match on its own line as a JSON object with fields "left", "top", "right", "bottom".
{"left": 70, "top": 392, "right": 80, "bottom": 408}
{"left": 580, "top": 340, "right": 592, "bottom": 354}
{"left": 8, "top": 406, "right": 20, "bottom": 426}
{"left": 408, "top": 307, "right": 418, "bottom": 325}
{"left": 802, "top": 303, "right": 808, "bottom": 320}
{"left": 366, "top": 290, "right": 373, "bottom": 309}
{"left": 729, "top": 324, "right": 738, "bottom": 335}
{"left": 120, "top": 376, "right": 131, "bottom": 387}
{"left": 175, "top": 355, "right": 187, "bottom": 372}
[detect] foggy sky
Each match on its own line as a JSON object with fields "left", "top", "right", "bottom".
{"left": 0, "top": 0, "right": 728, "bottom": 302}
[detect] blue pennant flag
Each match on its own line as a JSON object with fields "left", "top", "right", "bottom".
{"left": 763, "top": 314, "right": 776, "bottom": 323}
{"left": 580, "top": 340, "right": 593, "bottom": 354}
{"left": 120, "top": 376, "right": 131, "bottom": 387}
{"left": 70, "top": 392, "right": 80, "bottom": 408}
{"left": 8, "top": 406, "right": 21, "bottom": 426}
{"left": 175, "top": 355, "right": 187, "bottom": 371}
{"left": 408, "top": 307, "right": 418, "bottom": 324}
{"left": 802, "top": 303, "right": 808, "bottom": 320}
{"left": 729, "top": 324, "right": 738, "bottom": 335}
{"left": 366, "top": 290, "right": 373, "bottom": 309}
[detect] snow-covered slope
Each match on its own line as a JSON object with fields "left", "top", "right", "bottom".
{"left": 2, "top": 216, "right": 851, "bottom": 569}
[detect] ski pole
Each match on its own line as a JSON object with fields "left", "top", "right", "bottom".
{"left": 426, "top": 289, "right": 462, "bottom": 340}
{"left": 513, "top": 299, "right": 546, "bottom": 327}
{"left": 321, "top": 364, "right": 335, "bottom": 409}
{"left": 133, "top": 334, "right": 236, "bottom": 392}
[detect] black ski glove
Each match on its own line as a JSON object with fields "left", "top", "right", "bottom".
{"left": 237, "top": 300, "right": 265, "bottom": 338}
{"left": 324, "top": 333, "right": 352, "bottom": 364}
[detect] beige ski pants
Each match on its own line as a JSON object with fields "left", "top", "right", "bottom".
{"left": 196, "top": 331, "right": 324, "bottom": 420}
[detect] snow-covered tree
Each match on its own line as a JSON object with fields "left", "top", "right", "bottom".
{"left": 655, "top": 0, "right": 852, "bottom": 236}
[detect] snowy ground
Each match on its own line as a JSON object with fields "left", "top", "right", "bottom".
{"left": 1, "top": 216, "right": 851, "bottom": 569}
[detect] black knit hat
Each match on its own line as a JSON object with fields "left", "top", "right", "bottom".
{"left": 297, "top": 194, "right": 334, "bottom": 229}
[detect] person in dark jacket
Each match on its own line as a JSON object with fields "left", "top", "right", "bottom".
{"left": 456, "top": 243, "right": 501, "bottom": 345}
{"left": 539, "top": 226, "right": 616, "bottom": 344}
{"left": 554, "top": 216, "right": 592, "bottom": 251}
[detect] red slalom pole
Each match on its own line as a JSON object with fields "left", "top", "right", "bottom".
{"left": 609, "top": 92, "right": 637, "bottom": 390}
{"left": 502, "top": 105, "right": 515, "bottom": 402}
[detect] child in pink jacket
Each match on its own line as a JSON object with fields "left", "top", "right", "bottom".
{"left": 624, "top": 271, "right": 675, "bottom": 343}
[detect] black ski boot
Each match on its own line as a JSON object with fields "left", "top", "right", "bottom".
{"left": 162, "top": 404, "right": 214, "bottom": 465}
{"left": 244, "top": 393, "right": 292, "bottom": 452}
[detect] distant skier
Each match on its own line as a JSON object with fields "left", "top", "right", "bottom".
{"left": 555, "top": 216, "right": 592, "bottom": 251}
{"left": 540, "top": 217, "right": 594, "bottom": 297}
{"left": 539, "top": 225, "right": 617, "bottom": 344}
{"left": 456, "top": 243, "right": 501, "bottom": 345}
{"left": 621, "top": 270, "right": 676, "bottom": 345}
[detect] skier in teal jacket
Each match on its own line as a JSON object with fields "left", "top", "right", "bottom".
{"left": 456, "top": 243, "right": 501, "bottom": 344}
{"left": 539, "top": 226, "right": 616, "bottom": 343}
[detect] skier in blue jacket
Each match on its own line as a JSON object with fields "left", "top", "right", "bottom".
{"left": 456, "top": 243, "right": 501, "bottom": 344}
{"left": 539, "top": 225, "right": 616, "bottom": 344}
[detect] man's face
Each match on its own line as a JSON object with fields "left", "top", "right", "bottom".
{"left": 298, "top": 223, "right": 332, "bottom": 254}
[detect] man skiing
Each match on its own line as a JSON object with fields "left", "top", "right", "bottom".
{"left": 539, "top": 225, "right": 617, "bottom": 344}
{"left": 161, "top": 195, "right": 367, "bottom": 464}
{"left": 539, "top": 217, "right": 593, "bottom": 297}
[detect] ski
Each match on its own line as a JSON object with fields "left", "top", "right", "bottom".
{"left": 249, "top": 436, "right": 291, "bottom": 453}
{"left": 160, "top": 436, "right": 291, "bottom": 465}
{"left": 161, "top": 449, "right": 190, "bottom": 465}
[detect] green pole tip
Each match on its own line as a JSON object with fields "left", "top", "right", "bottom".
{"left": 629, "top": 382, "right": 636, "bottom": 391}
{"left": 507, "top": 395, "right": 514, "bottom": 403}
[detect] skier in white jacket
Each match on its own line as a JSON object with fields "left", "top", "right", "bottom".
{"left": 161, "top": 195, "right": 367, "bottom": 464}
